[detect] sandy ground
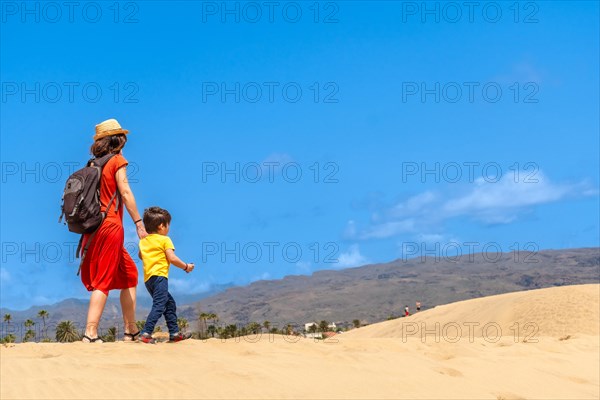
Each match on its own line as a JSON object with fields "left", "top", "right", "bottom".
{"left": 2, "top": 284, "right": 598, "bottom": 400}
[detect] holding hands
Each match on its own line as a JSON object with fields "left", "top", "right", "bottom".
{"left": 136, "top": 222, "right": 148, "bottom": 239}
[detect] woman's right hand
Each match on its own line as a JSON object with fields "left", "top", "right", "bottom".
{"left": 136, "top": 223, "right": 148, "bottom": 239}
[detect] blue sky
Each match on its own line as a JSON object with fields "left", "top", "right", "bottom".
{"left": 1, "top": 1, "right": 598, "bottom": 310}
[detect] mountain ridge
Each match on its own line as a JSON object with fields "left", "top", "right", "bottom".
{"left": 2, "top": 248, "right": 598, "bottom": 336}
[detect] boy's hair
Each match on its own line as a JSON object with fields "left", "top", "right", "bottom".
{"left": 143, "top": 206, "right": 172, "bottom": 233}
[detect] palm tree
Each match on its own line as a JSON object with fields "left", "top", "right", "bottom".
{"left": 23, "top": 319, "right": 35, "bottom": 342}
{"left": 136, "top": 320, "right": 146, "bottom": 332}
{"left": 207, "top": 325, "right": 216, "bottom": 338}
{"left": 24, "top": 329, "right": 36, "bottom": 342}
{"left": 199, "top": 312, "right": 209, "bottom": 336}
{"left": 263, "top": 321, "right": 270, "bottom": 332}
{"left": 37, "top": 310, "right": 49, "bottom": 339}
{"left": 3, "top": 314, "right": 11, "bottom": 327}
{"left": 221, "top": 324, "right": 237, "bottom": 339}
{"left": 308, "top": 323, "right": 317, "bottom": 334}
{"left": 319, "top": 320, "right": 329, "bottom": 333}
{"left": 246, "top": 322, "right": 261, "bottom": 335}
{"left": 55, "top": 321, "right": 80, "bottom": 343}
{"left": 200, "top": 313, "right": 219, "bottom": 338}
{"left": 352, "top": 319, "right": 361, "bottom": 328}
{"left": 177, "top": 318, "right": 189, "bottom": 333}
{"left": 101, "top": 326, "right": 117, "bottom": 342}
{"left": 3, "top": 314, "right": 12, "bottom": 341}
{"left": 2, "top": 334, "right": 16, "bottom": 344}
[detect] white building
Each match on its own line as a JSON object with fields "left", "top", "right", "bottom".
{"left": 304, "top": 322, "right": 337, "bottom": 332}
{"left": 304, "top": 322, "right": 317, "bottom": 332}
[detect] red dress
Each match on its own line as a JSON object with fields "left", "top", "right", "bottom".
{"left": 80, "top": 154, "right": 138, "bottom": 295}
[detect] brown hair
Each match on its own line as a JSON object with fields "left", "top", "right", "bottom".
{"left": 90, "top": 134, "right": 127, "bottom": 158}
{"left": 143, "top": 206, "right": 172, "bottom": 234}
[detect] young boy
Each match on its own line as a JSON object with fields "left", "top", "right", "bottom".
{"left": 138, "top": 206, "right": 195, "bottom": 344}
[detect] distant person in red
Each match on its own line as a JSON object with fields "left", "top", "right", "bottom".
{"left": 79, "top": 119, "right": 148, "bottom": 343}
{"left": 404, "top": 305, "right": 410, "bottom": 317}
{"left": 416, "top": 301, "right": 421, "bottom": 312}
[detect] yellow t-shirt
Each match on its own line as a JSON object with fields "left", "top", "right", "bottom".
{"left": 139, "top": 234, "right": 175, "bottom": 282}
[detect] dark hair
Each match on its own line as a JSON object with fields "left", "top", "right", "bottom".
{"left": 143, "top": 207, "right": 172, "bottom": 234}
{"left": 90, "top": 134, "right": 127, "bottom": 158}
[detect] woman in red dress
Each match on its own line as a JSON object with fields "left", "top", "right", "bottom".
{"left": 80, "top": 119, "right": 147, "bottom": 342}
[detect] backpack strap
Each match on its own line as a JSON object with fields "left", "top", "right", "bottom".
{"left": 74, "top": 154, "right": 120, "bottom": 275}
{"left": 76, "top": 230, "right": 97, "bottom": 276}
{"left": 75, "top": 189, "right": 119, "bottom": 276}
{"left": 89, "top": 153, "right": 116, "bottom": 168}
{"left": 94, "top": 153, "right": 121, "bottom": 214}
{"left": 104, "top": 189, "right": 119, "bottom": 216}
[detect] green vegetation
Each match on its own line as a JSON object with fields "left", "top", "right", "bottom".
{"left": 23, "top": 319, "right": 36, "bottom": 342}
{"left": 55, "top": 321, "right": 80, "bottom": 343}
{"left": 177, "top": 318, "right": 189, "bottom": 333}
{"left": 1, "top": 334, "right": 16, "bottom": 344}
{"left": 101, "top": 327, "right": 117, "bottom": 342}
{"left": 37, "top": 310, "right": 49, "bottom": 340}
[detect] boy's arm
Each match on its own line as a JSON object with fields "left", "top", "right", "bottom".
{"left": 165, "top": 248, "right": 194, "bottom": 272}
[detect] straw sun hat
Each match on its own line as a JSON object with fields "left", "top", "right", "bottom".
{"left": 93, "top": 118, "right": 129, "bottom": 141}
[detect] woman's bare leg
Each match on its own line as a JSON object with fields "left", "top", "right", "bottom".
{"left": 84, "top": 290, "right": 108, "bottom": 339}
{"left": 121, "top": 286, "right": 137, "bottom": 338}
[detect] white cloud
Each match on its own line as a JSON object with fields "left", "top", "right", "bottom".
{"left": 388, "top": 191, "right": 437, "bottom": 219}
{"left": 260, "top": 153, "right": 294, "bottom": 179}
{"left": 492, "top": 61, "right": 544, "bottom": 85}
{"left": 336, "top": 245, "right": 369, "bottom": 268}
{"left": 251, "top": 272, "right": 271, "bottom": 282}
{"left": 169, "top": 279, "right": 211, "bottom": 294}
{"left": 416, "top": 233, "right": 446, "bottom": 243}
{"left": 0, "top": 268, "right": 10, "bottom": 283}
{"left": 442, "top": 172, "right": 572, "bottom": 223}
{"left": 295, "top": 261, "right": 312, "bottom": 274}
{"left": 31, "top": 295, "right": 54, "bottom": 305}
{"left": 349, "top": 170, "right": 596, "bottom": 240}
{"left": 360, "top": 219, "right": 416, "bottom": 239}
{"left": 343, "top": 220, "right": 357, "bottom": 239}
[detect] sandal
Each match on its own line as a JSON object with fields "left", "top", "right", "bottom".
{"left": 123, "top": 331, "right": 140, "bottom": 342}
{"left": 82, "top": 335, "right": 103, "bottom": 343}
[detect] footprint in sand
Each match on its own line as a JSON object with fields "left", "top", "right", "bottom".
{"left": 434, "top": 367, "right": 462, "bottom": 377}
{"left": 425, "top": 351, "right": 455, "bottom": 361}
{"left": 566, "top": 376, "right": 589, "bottom": 384}
{"left": 495, "top": 392, "right": 525, "bottom": 400}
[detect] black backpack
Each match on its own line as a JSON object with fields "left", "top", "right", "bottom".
{"left": 59, "top": 153, "right": 120, "bottom": 274}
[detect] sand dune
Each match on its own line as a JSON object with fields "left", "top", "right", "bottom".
{"left": 345, "top": 283, "right": 600, "bottom": 339}
{"left": 1, "top": 284, "right": 598, "bottom": 400}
